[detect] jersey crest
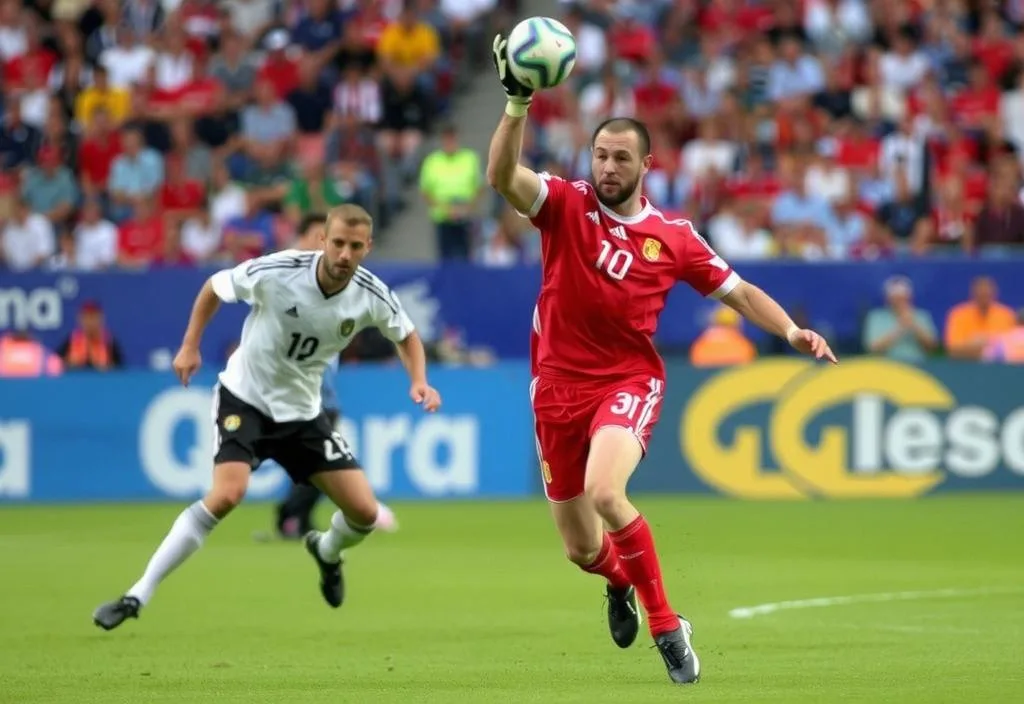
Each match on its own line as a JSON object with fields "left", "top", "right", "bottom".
{"left": 642, "top": 238, "right": 662, "bottom": 262}
{"left": 339, "top": 318, "right": 355, "bottom": 337}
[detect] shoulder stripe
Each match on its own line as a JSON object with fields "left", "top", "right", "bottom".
{"left": 353, "top": 278, "right": 398, "bottom": 314}
{"left": 353, "top": 270, "right": 393, "bottom": 302}
{"left": 246, "top": 252, "right": 316, "bottom": 275}
{"left": 247, "top": 261, "right": 308, "bottom": 276}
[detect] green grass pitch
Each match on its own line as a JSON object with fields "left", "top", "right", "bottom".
{"left": 1, "top": 495, "right": 1022, "bottom": 703}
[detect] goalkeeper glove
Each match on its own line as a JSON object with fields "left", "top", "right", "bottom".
{"left": 492, "top": 33, "right": 533, "bottom": 116}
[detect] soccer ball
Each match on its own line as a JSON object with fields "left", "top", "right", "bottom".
{"left": 506, "top": 16, "right": 577, "bottom": 91}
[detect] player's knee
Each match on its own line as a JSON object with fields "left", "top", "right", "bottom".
{"left": 564, "top": 541, "right": 601, "bottom": 566}
{"left": 345, "top": 498, "right": 378, "bottom": 528}
{"left": 585, "top": 482, "right": 628, "bottom": 521}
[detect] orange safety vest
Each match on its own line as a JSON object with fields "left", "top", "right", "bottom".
{"left": 66, "top": 329, "right": 112, "bottom": 369}
{"left": 690, "top": 327, "right": 757, "bottom": 368}
{"left": 0, "top": 337, "right": 63, "bottom": 377}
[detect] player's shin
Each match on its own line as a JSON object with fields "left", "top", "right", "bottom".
{"left": 126, "top": 500, "right": 219, "bottom": 605}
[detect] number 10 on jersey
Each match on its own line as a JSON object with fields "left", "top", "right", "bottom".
{"left": 596, "top": 240, "right": 634, "bottom": 280}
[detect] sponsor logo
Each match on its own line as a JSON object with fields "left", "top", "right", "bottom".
{"left": 680, "top": 359, "right": 1024, "bottom": 499}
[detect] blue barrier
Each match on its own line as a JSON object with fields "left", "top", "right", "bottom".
{"left": 2, "top": 359, "right": 1021, "bottom": 504}
{"left": 637, "top": 359, "right": 1024, "bottom": 498}
{"left": 2, "top": 258, "right": 1023, "bottom": 367}
{"left": 0, "top": 363, "right": 536, "bottom": 503}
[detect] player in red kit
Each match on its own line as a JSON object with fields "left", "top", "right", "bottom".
{"left": 487, "top": 34, "right": 838, "bottom": 685}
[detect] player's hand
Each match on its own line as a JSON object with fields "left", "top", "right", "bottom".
{"left": 492, "top": 33, "right": 533, "bottom": 104}
{"left": 173, "top": 344, "right": 201, "bottom": 386}
{"left": 788, "top": 328, "right": 838, "bottom": 364}
{"left": 410, "top": 382, "right": 442, "bottom": 412}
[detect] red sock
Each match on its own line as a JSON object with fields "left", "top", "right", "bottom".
{"left": 609, "top": 514, "right": 679, "bottom": 637}
{"left": 580, "top": 533, "right": 630, "bottom": 589}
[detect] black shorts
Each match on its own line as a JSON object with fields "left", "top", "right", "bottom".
{"left": 212, "top": 384, "right": 360, "bottom": 484}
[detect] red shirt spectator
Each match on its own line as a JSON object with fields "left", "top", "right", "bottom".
{"left": 607, "top": 15, "right": 656, "bottom": 64}
{"left": 118, "top": 207, "right": 166, "bottom": 266}
{"left": 257, "top": 30, "right": 301, "bottom": 100}
{"left": 77, "top": 113, "right": 123, "bottom": 189}
{"left": 160, "top": 157, "right": 204, "bottom": 216}
{"left": 949, "top": 66, "right": 1000, "bottom": 129}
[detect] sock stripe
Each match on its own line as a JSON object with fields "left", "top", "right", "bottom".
{"left": 344, "top": 516, "right": 374, "bottom": 535}
{"left": 189, "top": 501, "right": 219, "bottom": 530}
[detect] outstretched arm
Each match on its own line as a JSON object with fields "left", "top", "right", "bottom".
{"left": 173, "top": 278, "right": 222, "bottom": 386}
{"left": 721, "top": 281, "right": 838, "bottom": 364}
{"left": 485, "top": 33, "right": 543, "bottom": 215}
{"left": 396, "top": 331, "right": 441, "bottom": 412}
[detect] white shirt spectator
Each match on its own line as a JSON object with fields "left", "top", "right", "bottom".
{"left": 210, "top": 183, "right": 247, "bottom": 229}
{"left": 578, "top": 83, "right": 636, "bottom": 135}
{"left": 879, "top": 50, "right": 929, "bottom": 92}
{"left": 0, "top": 22, "right": 26, "bottom": 62}
{"left": 804, "top": 163, "right": 851, "bottom": 205}
{"left": 1001, "top": 88, "right": 1024, "bottom": 158}
{"left": 19, "top": 88, "right": 49, "bottom": 129}
{"left": 334, "top": 78, "right": 382, "bottom": 124}
{"left": 100, "top": 43, "right": 155, "bottom": 88}
{"left": 681, "top": 140, "right": 737, "bottom": 179}
{"left": 804, "top": 0, "right": 872, "bottom": 49}
{"left": 2, "top": 213, "right": 56, "bottom": 271}
{"left": 571, "top": 22, "right": 608, "bottom": 75}
{"left": 879, "top": 130, "right": 926, "bottom": 194}
{"left": 154, "top": 50, "right": 193, "bottom": 91}
{"left": 181, "top": 216, "right": 223, "bottom": 260}
{"left": 221, "top": 0, "right": 277, "bottom": 38}
{"left": 74, "top": 218, "right": 119, "bottom": 270}
{"left": 708, "top": 212, "right": 775, "bottom": 261}
{"left": 439, "top": 0, "right": 496, "bottom": 23}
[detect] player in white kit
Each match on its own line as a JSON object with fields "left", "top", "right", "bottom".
{"left": 93, "top": 204, "right": 441, "bottom": 630}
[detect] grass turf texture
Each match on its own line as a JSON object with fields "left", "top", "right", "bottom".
{"left": 1, "top": 495, "right": 1022, "bottom": 703}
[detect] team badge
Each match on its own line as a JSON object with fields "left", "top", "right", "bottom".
{"left": 223, "top": 415, "right": 241, "bottom": 432}
{"left": 339, "top": 319, "right": 355, "bottom": 336}
{"left": 642, "top": 238, "right": 662, "bottom": 262}
{"left": 541, "top": 461, "right": 552, "bottom": 484}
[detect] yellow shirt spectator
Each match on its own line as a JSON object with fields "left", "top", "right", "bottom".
{"left": 75, "top": 86, "right": 130, "bottom": 129}
{"left": 419, "top": 146, "right": 481, "bottom": 223}
{"left": 944, "top": 277, "right": 1016, "bottom": 360}
{"left": 377, "top": 17, "right": 440, "bottom": 71}
{"left": 690, "top": 307, "right": 757, "bottom": 368}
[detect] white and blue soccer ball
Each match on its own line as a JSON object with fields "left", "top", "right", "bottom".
{"left": 506, "top": 16, "right": 577, "bottom": 91}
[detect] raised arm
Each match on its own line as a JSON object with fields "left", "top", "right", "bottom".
{"left": 485, "top": 33, "right": 543, "bottom": 215}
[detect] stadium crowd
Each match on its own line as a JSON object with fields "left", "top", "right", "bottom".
{"left": 2, "top": 1, "right": 1024, "bottom": 270}
{"left": 473, "top": 0, "right": 1024, "bottom": 265}
{"left": 0, "top": 0, "right": 503, "bottom": 271}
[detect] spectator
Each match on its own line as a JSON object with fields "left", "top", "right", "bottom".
{"left": 222, "top": 194, "right": 275, "bottom": 262}
{"left": 73, "top": 196, "right": 119, "bottom": 270}
{"left": 944, "top": 276, "right": 1017, "bottom": 360}
{"left": 419, "top": 124, "right": 482, "bottom": 260}
{"left": 57, "top": 300, "right": 124, "bottom": 371}
{"left": 98, "top": 27, "right": 155, "bottom": 89}
{"left": 21, "top": 144, "right": 78, "bottom": 227}
{"left": 0, "top": 100, "right": 40, "bottom": 171}
{"left": 77, "top": 107, "right": 122, "bottom": 197}
{"left": 690, "top": 306, "right": 757, "bottom": 368}
{"left": 377, "top": 67, "right": 433, "bottom": 180}
{"left": 256, "top": 29, "right": 301, "bottom": 100}
{"left": 376, "top": 3, "right": 441, "bottom": 77}
{"left": 108, "top": 124, "right": 164, "bottom": 221}
{"left": 180, "top": 199, "right": 223, "bottom": 263}
{"left": 74, "top": 65, "right": 129, "bottom": 131}
{"left": 982, "top": 309, "right": 1024, "bottom": 364}
{"left": 208, "top": 29, "right": 257, "bottom": 113}
{"left": 768, "top": 34, "right": 825, "bottom": 102}
{"left": 239, "top": 78, "right": 297, "bottom": 183}
{"left": 972, "top": 174, "right": 1024, "bottom": 251}
{"left": 848, "top": 214, "right": 897, "bottom": 260}
{"left": 707, "top": 197, "right": 776, "bottom": 261}
{"left": 116, "top": 196, "right": 165, "bottom": 268}
{"left": 0, "top": 330, "right": 63, "bottom": 378}
{"left": 771, "top": 154, "right": 842, "bottom": 259}
{"left": 862, "top": 276, "right": 937, "bottom": 362}
{"left": 1, "top": 194, "right": 55, "bottom": 270}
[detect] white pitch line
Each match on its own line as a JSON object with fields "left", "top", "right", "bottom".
{"left": 728, "top": 586, "right": 1023, "bottom": 620}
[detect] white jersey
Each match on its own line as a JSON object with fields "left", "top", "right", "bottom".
{"left": 210, "top": 249, "right": 415, "bottom": 422}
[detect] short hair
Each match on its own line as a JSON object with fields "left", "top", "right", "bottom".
{"left": 591, "top": 117, "right": 651, "bottom": 157}
{"left": 298, "top": 212, "right": 325, "bottom": 238}
{"left": 325, "top": 203, "right": 373, "bottom": 233}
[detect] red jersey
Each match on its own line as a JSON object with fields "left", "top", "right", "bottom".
{"left": 526, "top": 173, "right": 739, "bottom": 383}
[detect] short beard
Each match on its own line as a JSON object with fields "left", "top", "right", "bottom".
{"left": 594, "top": 176, "right": 639, "bottom": 208}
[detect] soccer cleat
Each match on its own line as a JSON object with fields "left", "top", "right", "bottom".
{"left": 304, "top": 531, "right": 344, "bottom": 608}
{"left": 92, "top": 595, "right": 141, "bottom": 631}
{"left": 654, "top": 616, "right": 701, "bottom": 684}
{"left": 606, "top": 584, "right": 642, "bottom": 648}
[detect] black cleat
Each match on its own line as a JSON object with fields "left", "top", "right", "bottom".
{"left": 304, "top": 531, "right": 344, "bottom": 608}
{"left": 93, "top": 596, "right": 141, "bottom": 631}
{"left": 654, "top": 616, "right": 701, "bottom": 684}
{"left": 606, "top": 584, "right": 642, "bottom": 648}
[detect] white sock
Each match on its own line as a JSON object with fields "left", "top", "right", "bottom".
{"left": 126, "top": 501, "right": 218, "bottom": 605}
{"left": 316, "top": 508, "right": 377, "bottom": 562}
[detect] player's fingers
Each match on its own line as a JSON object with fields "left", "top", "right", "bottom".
{"left": 824, "top": 345, "right": 839, "bottom": 364}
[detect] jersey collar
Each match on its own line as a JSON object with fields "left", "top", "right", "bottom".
{"left": 598, "top": 196, "right": 652, "bottom": 225}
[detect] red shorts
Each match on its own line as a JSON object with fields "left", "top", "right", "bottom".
{"left": 530, "top": 375, "right": 665, "bottom": 502}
